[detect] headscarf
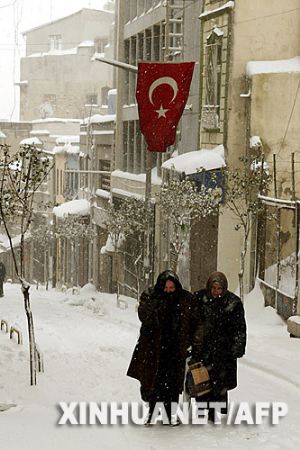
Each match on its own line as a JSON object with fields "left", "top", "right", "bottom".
{"left": 154, "top": 269, "right": 183, "bottom": 293}
{"left": 206, "top": 271, "right": 228, "bottom": 297}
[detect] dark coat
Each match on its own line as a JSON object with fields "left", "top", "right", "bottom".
{"left": 193, "top": 287, "right": 247, "bottom": 394}
{"left": 127, "top": 271, "right": 203, "bottom": 393}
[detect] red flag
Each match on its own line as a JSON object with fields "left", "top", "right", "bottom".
{"left": 136, "top": 62, "right": 195, "bottom": 152}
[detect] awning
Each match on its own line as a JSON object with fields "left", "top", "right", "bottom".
{"left": 53, "top": 199, "right": 90, "bottom": 219}
{"left": 161, "top": 145, "right": 226, "bottom": 174}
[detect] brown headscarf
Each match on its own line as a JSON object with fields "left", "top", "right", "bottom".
{"left": 206, "top": 271, "right": 228, "bottom": 296}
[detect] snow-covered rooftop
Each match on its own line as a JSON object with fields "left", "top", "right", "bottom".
{"left": 161, "top": 145, "right": 226, "bottom": 174}
{"left": 53, "top": 144, "right": 80, "bottom": 155}
{"left": 53, "top": 199, "right": 90, "bottom": 218}
{"left": 19, "top": 137, "right": 42, "bottom": 146}
{"left": 246, "top": 56, "right": 300, "bottom": 77}
{"left": 82, "top": 114, "right": 116, "bottom": 125}
{"left": 199, "top": 1, "right": 234, "bottom": 19}
{"left": 31, "top": 118, "right": 81, "bottom": 124}
{"left": 78, "top": 40, "right": 95, "bottom": 48}
{"left": 30, "top": 130, "right": 50, "bottom": 136}
{"left": 56, "top": 135, "right": 80, "bottom": 145}
{"left": 28, "top": 48, "right": 78, "bottom": 58}
{"left": 22, "top": 8, "right": 113, "bottom": 35}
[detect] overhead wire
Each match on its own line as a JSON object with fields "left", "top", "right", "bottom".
{"left": 0, "top": 0, "right": 17, "bottom": 8}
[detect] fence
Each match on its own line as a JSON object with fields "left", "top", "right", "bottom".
{"left": 257, "top": 195, "right": 299, "bottom": 319}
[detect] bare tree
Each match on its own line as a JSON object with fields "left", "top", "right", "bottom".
{"left": 30, "top": 221, "right": 55, "bottom": 290}
{"left": 0, "top": 143, "right": 53, "bottom": 385}
{"left": 224, "top": 156, "right": 271, "bottom": 301}
{"left": 104, "top": 197, "right": 150, "bottom": 305}
{"left": 158, "top": 177, "right": 222, "bottom": 272}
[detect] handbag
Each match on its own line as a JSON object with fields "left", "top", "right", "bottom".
{"left": 185, "top": 361, "right": 211, "bottom": 397}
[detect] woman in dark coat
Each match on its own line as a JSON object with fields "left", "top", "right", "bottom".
{"left": 193, "top": 272, "right": 247, "bottom": 419}
{"left": 127, "top": 270, "right": 203, "bottom": 424}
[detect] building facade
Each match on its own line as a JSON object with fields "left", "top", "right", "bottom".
{"left": 197, "top": 0, "right": 300, "bottom": 314}
{"left": 113, "top": 0, "right": 300, "bottom": 302}
{"left": 19, "top": 8, "right": 114, "bottom": 121}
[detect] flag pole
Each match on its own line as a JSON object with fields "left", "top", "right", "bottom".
{"left": 144, "top": 151, "right": 153, "bottom": 290}
{"left": 92, "top": 55, "right": 153, "bottom": 290}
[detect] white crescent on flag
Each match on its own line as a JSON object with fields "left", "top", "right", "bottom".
{"left": 148, "top": 77, "right": 178, "bottom": 105}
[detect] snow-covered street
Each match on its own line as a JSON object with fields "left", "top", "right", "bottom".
{"left": 0, "top": 282, "right": 300, "bottom": 450}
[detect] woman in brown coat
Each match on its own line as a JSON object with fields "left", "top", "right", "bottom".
{"left": 193, "top": 272, "right": 247, "bottom": 420}
{"left": 127, "top": 270, "right": 203, "bottom": 424}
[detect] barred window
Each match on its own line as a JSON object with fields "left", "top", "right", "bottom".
{"left": 203, "top": 27, "right": 223, "bottom": 130}
{"left": 49, "top": 34, "right": 62, "bottom": 51}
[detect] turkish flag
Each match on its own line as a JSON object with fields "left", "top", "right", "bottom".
{"left": 136, "top": 62, "right": 195, "bottom": 152}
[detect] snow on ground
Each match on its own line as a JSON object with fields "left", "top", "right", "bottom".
{"left": 0, "top": 281, "right": 300, "bottom": 449}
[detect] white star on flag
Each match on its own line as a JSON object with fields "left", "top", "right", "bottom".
{"left": 155, "top": 104, "right": 169, "bottom": 118}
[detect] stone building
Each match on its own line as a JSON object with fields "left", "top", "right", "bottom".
{"left": 79, "top": 107, "right": 116, "bottom": 290}
{"left": 198, "top": 0, "right": 300, "bottom": 309}
{"left": 19, "top": 8, "right": 114, "bottom": 121}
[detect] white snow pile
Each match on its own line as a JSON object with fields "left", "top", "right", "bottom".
{"left": 8, "top": 159, "right": 22, "bottom": 171}
{"left": 250, "top": 160, "right": 269, "bottom": 173}
{"left": 247, "top": 56, "right": 300, "bottom": 77}
{"left": 264, "top": 253, "right": 296, "bottom": 297}
{"left": 288, "top": 315, "right": 300, "bottom": 325}
{"left": 244, "top": 280, "right": 285, "bottom": 326}
{"left": 63, "top": 283, "right": 105, "bottom": 315}
{"left": 111, "top": 167, "right": 162, "bottom": 186}
{"left": 161, "top": 144, "right": 226, "bottom": 174}
{"left": 19, "top": 137, "right": 42, "bottom": 146}
{"left": 53, "top": 199, "right": 90, "bottom": 218}
{"left": 101, "top": 233, "right": 125, "bottom": 254}
{"left": 53, "top": 144, "right": 80, "bottom": 155}
{"left": 95, "top": 188, "right": 111, "bottom": 199}
{"left": 249, "top": 135, "right": 262, "bottom": 148}
{"left": 53, "top": 135, "right": 80, "bottom": 154}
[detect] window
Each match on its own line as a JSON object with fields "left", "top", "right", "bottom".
{"left": 40, "top": 94, "right": 56, "bottom": 118}
{"left": 49, "top": 34, "right": 62, "bottom": 51}
{"left": 43, "top": 93, "right": 56, "bottom": 105}
{"left": 98, "top": 159, "right": 111, "bottom": 190}
{"left": 203, "top": 27, "right": 223, "bottom": 130}
{"left": 86, "top": 94, "right": 98, "bottom": 106}
{"left": 101, "top": 86, "right": 110, "bottom": 106}
{"left": 95, "top": 38, "right": 108, "bottom": 54}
